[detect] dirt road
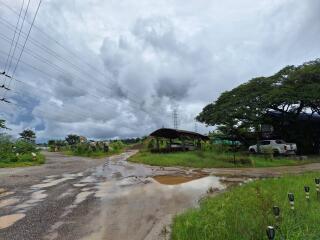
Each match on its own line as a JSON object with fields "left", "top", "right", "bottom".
{"left": 0, "top": 151, "right": 319, "bottom": 240}
{"left": 0, "top": 151, "right": 226, "bottom": 240}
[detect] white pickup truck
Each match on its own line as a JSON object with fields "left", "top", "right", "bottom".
{"left": 249, "top": 140, "right": 297, "bottom": 155}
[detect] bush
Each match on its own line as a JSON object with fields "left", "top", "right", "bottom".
{"left": 109, "top": 141, "right": 125, "bottom": 151}
{"left": 14, "top": 139, "right": 37, "bottom": 154}
{"left": 74, "top": 143, "right": 90, "bottom": 155}
{"left": 210, "top": 143, "right": 232, "bottom": 153}
{"left": 0, "top": 135, "right": 45, "bottom": 166}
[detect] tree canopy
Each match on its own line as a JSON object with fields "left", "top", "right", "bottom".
{"left": 0, "top": 119, "right": 8, "bottom": 130}
{"left": 19, "top": 129, "right": 36, "bottom": 143}
{"left": 65, "top": 134, "right": 80, "bottom": 145}
{"left": 197, "top": 59, "right": 320, "bottom": 152}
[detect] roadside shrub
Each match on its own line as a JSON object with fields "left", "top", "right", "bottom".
{"left": 14, "top": 139, "right": 37, "bottom": 154}
{"left": 0, "top": 135, "right": 16, "bottom": 162}
{"left": 210, "top": 143, "right": 231, "bottom": 153}
{"left": 0, "top": 135, "right": 44, "bottom": 166}
{"left": 0, "top": 134, "right": 13, "bottom": 149}
{"left": 110, "top": 141, "right": 124, "bottom": 151}
{"left": 74, "top": 143, "right": 90, "bottom": 155}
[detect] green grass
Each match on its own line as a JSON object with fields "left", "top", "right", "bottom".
{"left": 0, "top": 153, "right": 45, "bottom": 168}
{"left": 129, "top": 150, "right": 319, "bottom": 168}
{"left": 172, "top": 172, "right": 320, "bottom": 240}
{"left": 63, "top": 149, "right": 123, "bottom": 158}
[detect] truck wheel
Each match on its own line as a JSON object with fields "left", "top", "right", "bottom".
{"left": 249, "top": 149, "right": 256, "bottom": 154}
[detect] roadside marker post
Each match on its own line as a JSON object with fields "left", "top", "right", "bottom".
{"left": 272, "top": 206, "right": 280, "bottom": 220}
{"left": 304, "top": 186, "right": 310, "bottom": 201}
{"left": 266, "top": 226, "right": 276, "bottom": 240}
{"left": 288, "top": 193, "right": 295, "bottom": 210}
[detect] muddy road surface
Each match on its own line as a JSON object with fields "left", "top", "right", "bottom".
{"left": 0, "top": 151, "right": 228, "bottom": 240}
{"left": 2, "top": 151, "right": 317, "bottom": 240}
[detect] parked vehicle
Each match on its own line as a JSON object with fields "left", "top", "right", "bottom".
{"left": 249, "top": 140, "right": 297, "bottom": 155}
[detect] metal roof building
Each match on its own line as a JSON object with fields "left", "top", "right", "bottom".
{"left": 149, "top": 128, "right": 209, "bottom": 153}
{"left": 150, "top": 128, "right": 209, "bottom": 141}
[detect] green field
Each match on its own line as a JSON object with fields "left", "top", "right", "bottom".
{"left": 0, "top": 153, "right": 45, "bottom": 168}
{"left": 63, "top": 149, "right": 123, "bottom": 158}
{"left": 129, "top": 150, "right": 319, "bottom": 168}
{"left": 172, "top": 172, "right": 320, "bottom": 240}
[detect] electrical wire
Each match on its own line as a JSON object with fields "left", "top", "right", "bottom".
{"left": 0, "top": 0, "right": 142, "bottom": 100}
{"left": 0, "top": 23, "right": 146, "bottom": 109}
{"left": 12, "top": 0, "right": 42, "bottom": 77}
{"left": 5, "top": 0, "right": 30, "bottom": 83}
{"left": 1, "top": 0, "right": 24, "bottom": 83}
{"left": 0, "top": 0, "right": 166, "bottom": 124}
{"left": 0, "top": 36, "right": 152, "bottom": 116}
{"left": 6, "top": 0, "right": 42, "bottom": 98}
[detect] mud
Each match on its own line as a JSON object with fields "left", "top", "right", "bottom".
{"left": 4, "top": 150, "right": 315, "bottom": 239}
{"left": 153, "top": 174, "right": 207, "bottom": 185}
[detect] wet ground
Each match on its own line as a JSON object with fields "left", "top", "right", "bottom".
{"left": 0, "top": 151, "right": 230, "bottom": 240}
{"left": 1, "top": 151, "right": 319, "bottom": 240}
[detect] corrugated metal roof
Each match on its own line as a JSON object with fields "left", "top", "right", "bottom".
{"left": 150, "top": 128, "right": 209, "bottom": 141}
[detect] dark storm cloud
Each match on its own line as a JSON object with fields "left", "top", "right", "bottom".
{"left": 156, "top": 77, "right": 192, "bottom": 100}
{"left": 1, "top": 0, "right": 320, "bottom": 141}
{"left": 53, "top": 76, "right": 87, "bottom": 99}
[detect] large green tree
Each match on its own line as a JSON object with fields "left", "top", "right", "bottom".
{"left": 197, "top": 59, "right": 320, "bottom": 152}
{"left": 19, "top": 129, "right": 36, "bottom": 143}
{"left": 65, "top": 134, "right": 80, "bottom": 145}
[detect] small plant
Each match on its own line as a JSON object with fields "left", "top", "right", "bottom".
{"left": 264, "top": 146, "right": 274, "bottom": 161}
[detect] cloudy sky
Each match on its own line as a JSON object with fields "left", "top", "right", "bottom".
{"left": 0, "top": 0, "right": 319, "bottom": 142}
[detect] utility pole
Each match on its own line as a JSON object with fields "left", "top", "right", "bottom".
{"left": 172, "top": 106, "right": 178, "bottom": 130}
{"left": 194, "top": 121, "right": 198, "bottom": 133}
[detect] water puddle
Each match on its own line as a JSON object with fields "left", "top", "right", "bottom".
{"left": 15, "top": 190, "right": 47, "bottom": 211}
{"left": 73, "top": 183, "right": 87, "bottom": 187}
{"left": 153, "top": 175, "right": 207, "bottom": 185}
{"left": 80, "top": 176, "right": 97, "bottom": 183}
{"left": 0, "top": 198, "right": 19, "bottom": 208}
{"left": 31, "top": 177, "right": 74, "bottom": 189}
{"left": 74, "top": 191, "right": 94, "bottom": 204}
{"left": 0, "top": 191, "right": 15, "bottom": 198}
{"left": 0, "top": 214, "right": 25, "bottom": 229}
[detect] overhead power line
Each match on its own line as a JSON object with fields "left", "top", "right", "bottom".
{"left": 0, "top": 0, "right": 142, "bottom": 101}
{"left": 0, "top": 0, "right": 165, "bottom": 125}
{"left": 0, "top": 50, "right": 152, "bottom": 119}
{"left": 9, "top": 90, "right": 138, "bottom": 132}
{"left": 6, "top": 0, "right": 42, "bottom": 97}
{"left": 1, "top": 0, "right": 24, "bottom": 85}
{"left": 0, "top": 34, "right": 159, "bottom": 119}
{"left": 5, "top": 0, "right": 31, "bottom": 86}
{"left": 0, "top": 22, "right": 148, "bottom": 111}
{"left": 11, "top": 0, "right": 42, "bottom": 77}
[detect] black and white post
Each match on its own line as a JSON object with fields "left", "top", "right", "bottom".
{"left": 266, "top": 226, "right": 276, "bottom": 240}
{"left": 288, "top": 193, "right": 295, "bottom": 210}
{"left": 304, "top": 186, "right": 310, "bottom": 201}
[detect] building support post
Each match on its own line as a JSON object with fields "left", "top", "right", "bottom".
{"left": 156, "top": 138, "right": 160, "bottom": 152}
{"left": 181, "top": 138, "right": 186, "bottom": 151}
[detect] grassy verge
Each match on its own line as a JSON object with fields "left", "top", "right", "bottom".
{"left": 129, "top": 150, "right": 320, "bottom": 168}
{"left": 0, "top": 153, "right": 45, "bottom": 168}
{"left": 62, "top": 149, "right": 123, "bottom": 158}
{"left": 172, "top": 172, "right": 320, "bottom": 240}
